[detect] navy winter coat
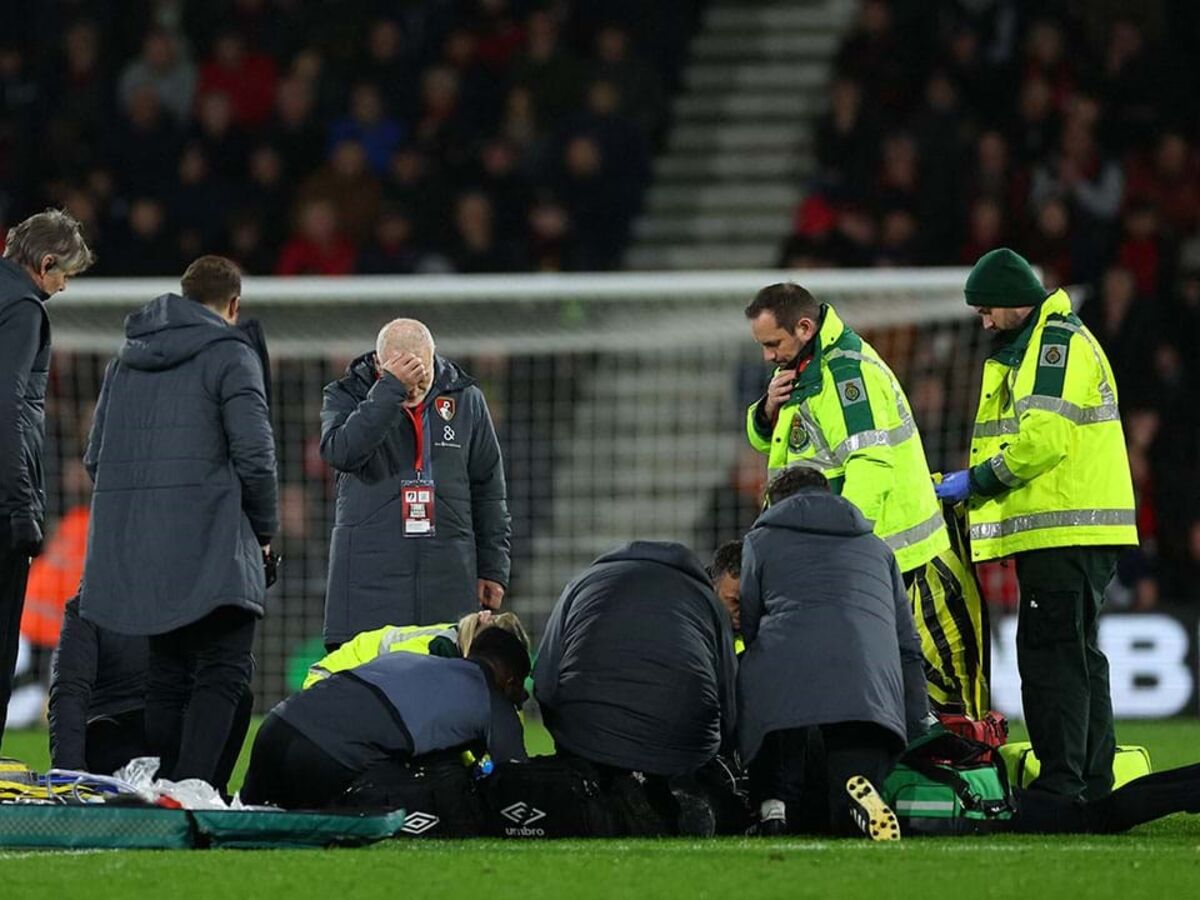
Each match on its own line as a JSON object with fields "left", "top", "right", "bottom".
{"left": 320, "top": 352, "right": 510, "bottom": 644}
{"left": 80, "top": 294, "right": 278, "bottom": 635}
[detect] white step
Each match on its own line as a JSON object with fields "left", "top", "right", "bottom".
{"left": 704, "top": 4, "right": 850, "bottom": 33}
{"left": 626, "top": 243, "right": 780, "bottom": 270}
{"left": 684, "top": 62, "right": 827, "bottom": 92}
{"left": 646, "top": 183, "right": 801, "bottom": 214}
{"left": 692, "top": 32, "right": 839, "bottom": 60}
{"left": 634, "top": 212, "right": 791, "bottom": 242}
{"left": 654, "top": 151, "right": 813, "bottom": 180}
{"left": 674, "top": 92, "right": 824, "bottom": 121}
{"left": 668, "top": 123, "right": 811, "bottom": 152}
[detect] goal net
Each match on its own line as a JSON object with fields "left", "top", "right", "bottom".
{"left": 40, "top": 269, "right": 985, "bottom": 708}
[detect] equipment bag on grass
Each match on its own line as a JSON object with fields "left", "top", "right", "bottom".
{"left": 999, "top": 742, "right": 1151, "bottom": 790}
{"left": 339, "top": 756, "right": 485, "bottom": 837}
{"left": 482, "top": 755, "right": 614, "bottom": 838}
{"left": 883, "top": 728, "right": 1015, "bottom": 836}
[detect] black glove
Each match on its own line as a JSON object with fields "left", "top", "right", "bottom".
{"left": 9, "top": 514, "right": 43, "bottom": 558}
{"left": 262, "top": 547, "right": 280, "bottom": 588}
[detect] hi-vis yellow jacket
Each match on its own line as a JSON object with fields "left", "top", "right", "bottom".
{"left": 966, "top": 289, "right": 1138, "bottom": 561}
{"left": 746, "top": 305, "right": 949, "bottom": 573}
{"left": 303, "top": 622, "right": 458, "bottom": 688}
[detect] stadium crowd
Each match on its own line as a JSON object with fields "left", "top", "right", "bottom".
{"left": 783, "top": 1, "right": 1200, "bottom": 610}
{"left": 0, "top": 0, "right": 699, "bottom": 275}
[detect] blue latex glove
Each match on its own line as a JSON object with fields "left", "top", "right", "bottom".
{"left": 935, "top": 470, "right": 971, "bottom": 503}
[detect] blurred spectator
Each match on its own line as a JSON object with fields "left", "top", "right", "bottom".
{"left": 269, "top": 76, "right": 325, "bottom": 182}
{"left": 814, "top": 77, "right": 878, "bottom": 195}
{"left": 171, "top": 144, "right": 233, "bottom": 252}
{"left": 1116, "top": 202, "right": 1168, "bottom": 298}
{"left": 356, "top": 208, "right": 426, "bottom": 275}
{"left": 1022, "top": 19, "right": 1074, "bottom": 109}
{"left": 1124, "top": 133, "right": 1200, "bottom": 236}
{"left": 109, "top": 85, "right": 179, "bottom": 197}
{"left": 959, "top": 197, "right": 1006, "bottom": 265}
{"left": 384, "top": 144, "right": 449, "bottom": 242}
{"left": 471, "top": 137, "right": 531, "bottom": 236}
{"left": 276, "top": 199, "right": 355, "bottom": 276}
{"left": 105, "top": 197, "right": 178, "bottom": 276}
{"left": 1025, "top": 196, "right": 1075, "bottom": 287}
{"left": 511, "top": 10, "right": 585, "bottom": 123}
{"left": 1100, "top": 18, "right": 1164, "bottom": 152}
{"left": 414, "top": 66, "right": 472, "bottom": 171}
{"left": 190, "top": 90, "right": 249, "bottom": 180}
{"left": 328, "top": 83, "right": 405, "bottom": 175}
{"left": 833, "top": 0, "right": 915, "bottom": 122}
{"left": 1079, "top": 266, "right": 1158, "bottom": 405}
{"left": 448, "top": 190, "right": 520, "bottom": 273}
{"left": 224, "top": 210, "right": 275, "bottom": 275}
{"left": 245, "top": 144, "right": 288, "bottom": 241}
{"left": 118, "top": 28, "right": 196, "bottom": 124}
{"left": 442, "top": 27, "right": 504, "bottom": 134}
{"left": 359, "top": 19, "right": 418, "bottom": 118}
{"left": 557, "top": 135, "right": 625, "bottom": 270}
{"left": 526, "top": 194, "right": 573, "bottom": 271}
{"left": 195, "top": 31, "right": 277, "bottom": 127}
{"left": 296, "top": 139, "right": 381, "bottom": 245}
{"left": 589, "top": 24, "right": 665, "bottom": 139}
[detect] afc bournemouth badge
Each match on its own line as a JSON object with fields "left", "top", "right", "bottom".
{"left": 435, "top": 397, "right": 456, "bottom": 421}
{"left": 788, "top": 416, "right": 810, "bottom": 453}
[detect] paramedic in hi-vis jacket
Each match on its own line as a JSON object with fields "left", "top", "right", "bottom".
{"left": 745, "top": 283, "right": 987, "bottom": 718}
{"left": 936, "top": 248, "right": 1138, "bottom": 801}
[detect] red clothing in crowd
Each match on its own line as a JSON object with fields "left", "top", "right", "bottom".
{"left": 196, "top": 51, "right": 278, "bottom": 127}
{"left": 275, "top": 236, "right": 357, "bottom": 276}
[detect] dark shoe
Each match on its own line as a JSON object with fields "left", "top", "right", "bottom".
{"left": 754, "top": 815, "right": 788, "bottom": 837}
{"left": 670, "top": 781, "right": 717, "bottom": 837}
{"left": 846, "top": 775, "right": 900, "bottom": 841}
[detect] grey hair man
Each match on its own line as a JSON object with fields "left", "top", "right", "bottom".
{"left": 320, "top": 318, "right": 511, "bottom": 649}
{"left": 0, "top": 208, "right": 94, "bottom": 743}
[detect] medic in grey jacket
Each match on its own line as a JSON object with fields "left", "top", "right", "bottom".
{"left": 737, "top": 484, "right": 930, "bottom": 765}
{"left": 320, "top": 319, "right": 510, "bottom": 646}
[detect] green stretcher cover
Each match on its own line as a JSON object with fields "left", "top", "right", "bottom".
{"left": 0, "top": 805, "right": 407, "bottom": 850}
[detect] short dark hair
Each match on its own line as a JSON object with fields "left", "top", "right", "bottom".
{"left": 4, "top": 208, "right": 96, "bottom": 275}
{"left": 181, "top": 255, "right": 242, "bottom": 308}
{"left": 467, "top": 626, "right": 531, "bottom": 685}
{"left": 767, "top": 466, "right": 830, "bottom": 505}
{"left": 744, "top": 282, "right": 821, "bottom": 332}
{"left": 708, "top": 540, "right": 742, "bottom": 582}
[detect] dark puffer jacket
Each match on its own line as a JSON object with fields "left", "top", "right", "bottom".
{"left": 0, "top": 257, "right": 51, "bottom": 532}
{"left": 320, "top": 352, "right": 510, "bottom": 644}
{"left": 80, "top": 294, "right": 278, "bottom": 635}
{"left": 534, "top": 541, "right": 738, "bottom": 776}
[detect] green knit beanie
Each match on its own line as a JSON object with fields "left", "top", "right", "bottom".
{"left": 964, "top": 248, "right": 1048, "bottom": 308}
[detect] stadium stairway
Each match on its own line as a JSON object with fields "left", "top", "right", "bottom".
{"left": 624, "top": 0, "right": 856, "bottom": 271}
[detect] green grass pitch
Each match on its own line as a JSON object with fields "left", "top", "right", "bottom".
{"left": 2, "top": 720, "right": 1199, "bottom": 899}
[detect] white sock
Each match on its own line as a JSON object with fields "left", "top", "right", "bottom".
{"left": 760, "top": 799, "right": 786, "bottom": 821}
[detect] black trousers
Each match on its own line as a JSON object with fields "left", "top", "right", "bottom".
{"left": 749, "top": 722, "right": 902, "bottom": 836}
{"left": 0, "top": 540, "right": 31, "bottom": 747}
{"left": 145, "top": 605, "right": 257, "bottom": 784}
{"left": 241, "top": 714, "right": 357, "bottom": 809}
{"left": 1015, "top": 546, "right": 1119, "bottom": 801}
{"left": 86, "top": 689, "right": 254, "bottom": 794}
{"left": 1012, "top": 763, "right": 1200, "bottom": 834}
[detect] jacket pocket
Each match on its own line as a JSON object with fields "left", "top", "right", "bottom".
{"left": 1019, "top": 588, "right": 1080, "bottom": 648}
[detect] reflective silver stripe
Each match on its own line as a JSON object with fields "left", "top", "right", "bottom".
{"left": 307, "top": 665, "right": 332, "bottom": 682}
{"left": 833, "top": 417, "right": 917, "bottom": 461}
{"left": 797, "top": 402, "right": 839, "bottom": 468}
{"left": 825, "top": 348, "right": 921, "bottom": 461}
{"left": 896, "top": 800, "right": 956, "bottom": 813}
{"left": 969, "top": 509, "right": 1136, "bottom": 541}
{"left": 769, "top": 459, "right": 837, "bottom": 480}
{"left": 989, "top": 454, "right": 1023, "bottom": 488}
{"left": 973, "top": 418, "right": 1019, "bottom": 438}
{"left": 884, "top": 508, "right": 945, "bottom": 552}
{"left": 1052, "top": 320, "right": 1117, "bottom": 406}
{"left": 1014, "top": 394, "right": 1121, "bottom": 425}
